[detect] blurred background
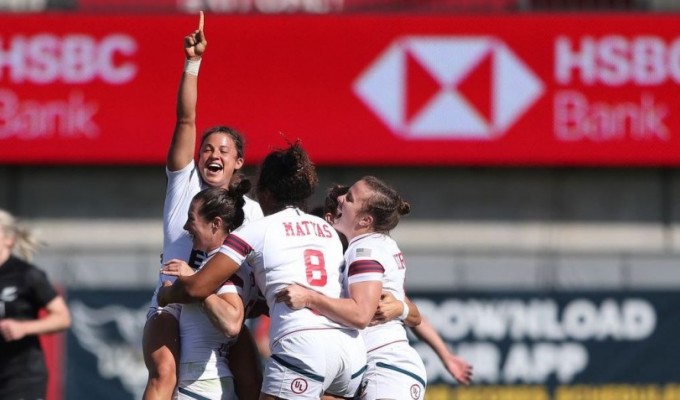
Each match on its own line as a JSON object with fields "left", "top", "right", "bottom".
{"left": 2, "top": 0, "right": 680, "bottom": 399}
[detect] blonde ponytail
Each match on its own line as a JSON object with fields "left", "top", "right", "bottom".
{"left": 0, "top": 209, "right": 44, "bottom": 262}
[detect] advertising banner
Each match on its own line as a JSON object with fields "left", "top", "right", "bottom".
{"left": 411, "top": 291, "right": 680, "bottom": 399}
{"left": 2, "top": 14, "right": 680, "bottom": 166}
{"left": 62, "top": 289, "right": 680, "bottom": 399}
{"left": 65, "top": 290, "right": 149, "bottom": 400}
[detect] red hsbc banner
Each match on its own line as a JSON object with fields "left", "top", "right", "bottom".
{"left": 1, "top": 14, "right": 680, "bottom": 166}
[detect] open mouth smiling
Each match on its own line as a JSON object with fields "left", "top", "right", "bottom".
{"left": 206, "top": 162, "right": 223, "bottom": 173}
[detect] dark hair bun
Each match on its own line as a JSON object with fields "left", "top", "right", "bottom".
{"left": 230, "top": 178, "right": 251, "bottom": 198}
{"left": 398, "top": 200, "right": 411, "bottom": 216}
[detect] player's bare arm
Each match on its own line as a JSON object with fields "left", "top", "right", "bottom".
{"left": 158, "top": 252, "right": 239, "bottom": 305}
{"left": 276, "top": 281, "right": 383, "bottom": 329}
{"left": 202, "top": 293, "right": 244, "bottom": 338}
{"left": 167, "top": 11, "right": 207, "bottom": 171}
{"left": 371, "top": 291, "right": 421, "bottom": 327}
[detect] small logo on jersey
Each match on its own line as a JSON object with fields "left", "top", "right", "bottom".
{"left": 393, "top": 252, "right": 406, "bottom": 269}
{"left": 356, "top": 248, "right": 372, "bottom": 257}
{"left": 0, "top": 287, "right": 17, "bottom": 302}
{"left": 291, "top": 378, "right": 308, "bottom": 394}
{"left": 188, "top": 249, "right": 207, "bottom": 269}
{"left": 410, "top": 384, "right": 422, "bottom": 399}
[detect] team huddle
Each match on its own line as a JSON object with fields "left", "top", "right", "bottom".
{"left": 142, "top": 12, "right": 472, "bottom": 400}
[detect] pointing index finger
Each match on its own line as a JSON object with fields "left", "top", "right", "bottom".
{"left": 198, "top": 11, "right": 204, "bottom": 31}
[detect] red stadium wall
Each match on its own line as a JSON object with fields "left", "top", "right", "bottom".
{"left": 1, "top": 13, "right": 679, "bottom": 166}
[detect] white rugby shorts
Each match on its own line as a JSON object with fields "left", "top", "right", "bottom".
{"left": 359, "top": 341, "right": 427, "bottom": 400}
{"left": 263, "top": 328, "right": 367, "bottom": 399}
{"left": 176, "top": 376, "right": 236, "bottom": 400}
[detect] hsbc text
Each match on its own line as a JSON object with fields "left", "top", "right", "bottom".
{"left": 0, "top": 33, "right": 137, "bottom": 85}
{"left": 555, "top": 35, "right": 680, "bottom": 86}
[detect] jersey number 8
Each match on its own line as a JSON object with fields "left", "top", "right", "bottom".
{"left": 304, "top": 249, "right": 327, "bottom": 287}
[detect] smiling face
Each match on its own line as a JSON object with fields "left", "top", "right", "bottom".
{"left": 184, "top": 198, "right": 222, "bottom": 253}
{"left": 198, "top": 132, "right": 244, "bottom": 189}
{"left": 332, "top": 179, "right": 374, "bottom": 240}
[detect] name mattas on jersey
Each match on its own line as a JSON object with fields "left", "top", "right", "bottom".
{"left": 282, "top": 220, "right": 334, "bottom": 238}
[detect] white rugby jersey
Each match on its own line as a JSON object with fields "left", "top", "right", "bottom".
{"left": 343, "top": 232, "right": 409, "bottom": 352}
{"left": 178, "top": 249, "right": 258, "bottom": 382}
{"left": 219, "top": 207, "right": 347, "bottom": 345}
{"left": 163, "top": 160, "right": 263, "bottom": 265}
{"left": 150, "top": 161, "right": 263, "bottom": 309}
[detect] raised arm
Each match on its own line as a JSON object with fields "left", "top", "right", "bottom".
{"left": 167, "top": 11, "right": 207, "bottom": 171}
{"left": 275, "top": 281, "right": 382, "bottom": 329}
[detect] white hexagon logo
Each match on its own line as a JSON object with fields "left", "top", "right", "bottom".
{"left": 354, "top": 36, "right": 545, "bottom": 140}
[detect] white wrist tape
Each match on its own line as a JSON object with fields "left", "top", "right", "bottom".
{"left": 184, "top": 58, "right": 201, "bottom": 76}
{"left": 399, "top": 301, "right": 410, "bottom": 321}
